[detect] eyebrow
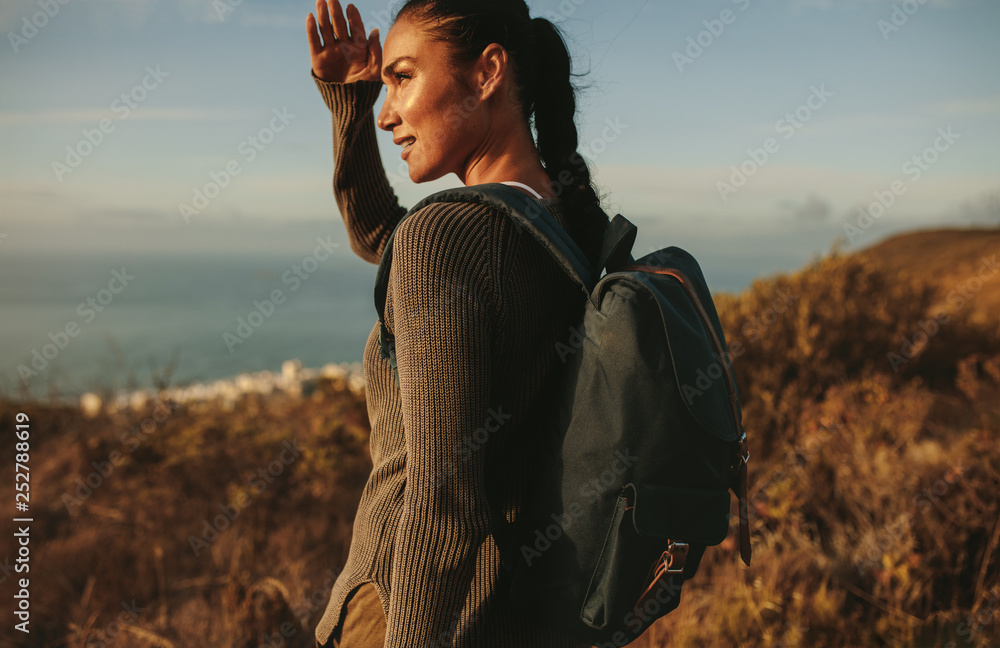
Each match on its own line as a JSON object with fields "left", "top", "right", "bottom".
{"left": 382, "top": 56, "right": 416, "bottom": 79}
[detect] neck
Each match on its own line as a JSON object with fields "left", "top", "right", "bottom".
{"left": 459, "top": 116, "right": 554, "bottom": 200}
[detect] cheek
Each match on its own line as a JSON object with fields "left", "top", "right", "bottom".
{"left": 442, "top": 91, "right": 480, "bottom": 136}
{"left": 434, "top": 96, "right": 482, "bottom": 156}
{"left": 405, "top": 80, "right": 481, "bottom": 176}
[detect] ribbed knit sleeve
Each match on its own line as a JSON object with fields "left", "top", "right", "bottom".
{"left": 313, "top": 72, "right": 407, "bottom": 264}
{"left": 385, "top": 201, "right": 504, "bottom": 646}
{"left": 310, "top": 68, "right": 595, "bottom": 648}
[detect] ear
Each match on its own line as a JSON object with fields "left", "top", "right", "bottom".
{"left": 474, "top": 43, "right": 508, "bottom": 101}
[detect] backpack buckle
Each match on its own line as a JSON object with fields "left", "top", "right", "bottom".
{"left": 738, "top": 433, "right": 750, "bottom": 465}
{"left": 665, "top": 541, "right": 689, "bottom": 574}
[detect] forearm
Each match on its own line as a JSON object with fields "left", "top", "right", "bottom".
{"left": 387, "top": 501, "right": 489, "bottom": 646}
{"left": 313, "top": 74, "right": 407, "bottom": 264}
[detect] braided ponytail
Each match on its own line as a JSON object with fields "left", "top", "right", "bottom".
{"left": 396, "top": 0, "right": 609, "bottom": 268}
{"left": 528, "top": 17, "right": 606, "bottom": 267}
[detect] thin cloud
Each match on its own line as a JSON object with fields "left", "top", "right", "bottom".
{"left": 949, "top": 191, "right": 1000, "bottom": 224}
{"left": 788, "top": 0, "right": 964, "bottom": 10}
{"left": 0, "top": 0, "right": 234, "bottom": 31}
{"left": 0, "top": 0, "right": 155, "bottom": 31}
{"left": 782, "top": 194, "right": 832, "bottom": 222}
{"left": 931, "top": 96, "right": 1000, "bottom": 116}
{"left": 0, "top": 108, "right": 242, "bottom": 127}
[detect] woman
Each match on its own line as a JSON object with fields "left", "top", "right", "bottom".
{"left": 306, "top": 1, "right": 609, "bottom": 645}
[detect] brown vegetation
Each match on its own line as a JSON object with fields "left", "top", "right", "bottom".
{"left": 1, "top": 229, "right": 997, "bottom": 647}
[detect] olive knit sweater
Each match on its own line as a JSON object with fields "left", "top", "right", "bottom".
{"left": 312, "top": 75, "right": 603, "bottom": 648}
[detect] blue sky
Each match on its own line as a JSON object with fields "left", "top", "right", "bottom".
{"left": 1, "top": 0, "right": 998, "bottom": 266}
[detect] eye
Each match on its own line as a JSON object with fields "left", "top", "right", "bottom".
{"left": 394, "top": 71, "right": 412, "bottom": 84}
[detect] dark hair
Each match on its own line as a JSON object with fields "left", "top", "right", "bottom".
{"left": 394, "top": 0, "right": 608, "bottom": 269}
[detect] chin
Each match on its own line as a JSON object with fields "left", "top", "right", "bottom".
{"left": 407, "top": 162, "right": 447, "bottom": 185}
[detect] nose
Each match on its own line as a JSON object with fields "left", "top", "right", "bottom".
{"left": 377, "top": 93, "right": 398, "bottom": 132}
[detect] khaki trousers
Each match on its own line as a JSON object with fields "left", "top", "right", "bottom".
{"left": 317, "top": 582, "right": 387, "bottom": 648}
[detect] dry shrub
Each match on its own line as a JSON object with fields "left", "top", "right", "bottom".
{"left": 714, "top": 249, "right": 999, "bottom": 461}
{"left": 0, "top": 379, "right": 371, "bottom": 647}
{"left": 2, "top": 246, "right": 997, "bottom": 648}
{"left": 631, "top": 249, "right": 1000, "bottom": 647}
{"left": 636, "top": 365, "right": 998, "bottom": 647}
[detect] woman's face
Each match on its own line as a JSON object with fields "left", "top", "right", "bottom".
{"left": 377, "top": 16, "right": 484, "bottom": 183}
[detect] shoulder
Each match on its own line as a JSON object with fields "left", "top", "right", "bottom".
{"left": 390, "top": 199, "right": 527, "bottom": 323}
{"left": 392, "top": 199, "right": 517, "bottom": 269}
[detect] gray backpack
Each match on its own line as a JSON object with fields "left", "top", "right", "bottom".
{"left": 374, "top": 184, "right": 751, "bottom": 646}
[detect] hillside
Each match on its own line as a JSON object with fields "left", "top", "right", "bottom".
{"left": 0, "top": 226, "right": 997, "bottom": 648}
{"left": 859, "top": 227, "right": 1000, "bottom": 325}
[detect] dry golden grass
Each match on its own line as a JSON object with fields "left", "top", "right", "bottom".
{"left": 1, "top": 228, "right": 997, "bottom": 647}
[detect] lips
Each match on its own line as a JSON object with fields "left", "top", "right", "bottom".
{"left": 395, "top": 136, "right": 416, "bottom": 160}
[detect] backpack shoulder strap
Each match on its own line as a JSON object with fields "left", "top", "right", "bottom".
{"left": 370, "top": 183, "right": 610, "bottom": 570}
{"left": 411, "top": 183, "right": 596, "bottom": 294}
{"left": 375, "top": 183, "right": 641, "bottom": 319}
{"left": 373, "top": 183, "right": 594, "bottom": 382}
{"left": 598, "top": 213, "right": 638, "bottom": 272}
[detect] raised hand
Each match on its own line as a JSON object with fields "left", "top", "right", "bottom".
{"left": 307, "top": 0, "right": 382, "bottom": 83}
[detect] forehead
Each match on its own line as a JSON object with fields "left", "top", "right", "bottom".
{"left": 383, "top": 16, "right": 425, "bottom": 60}
{"left": 382, "top": 16, "right": 449, "bottom": 72}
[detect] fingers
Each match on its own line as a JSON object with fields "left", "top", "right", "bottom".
{"left": 316, "top": 0, "right": 334, "bottom": 47}
{"left": 368, "top": 28, "right": 383, "bottom": 78}
{"left": 346, "top": 3, "right": 366, "bottom": 44}
{"left": 306, "top": 13, "right": 322, "bottom": 56}
{"left": 330, "top": 0, "right": 350, "bottom": 42}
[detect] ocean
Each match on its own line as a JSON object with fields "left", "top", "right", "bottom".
{"left": 0, "top": 251, "right": 377, "bottom": 399}
{"left": 0, "top": 237, "right": 810, "bottom": 400}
